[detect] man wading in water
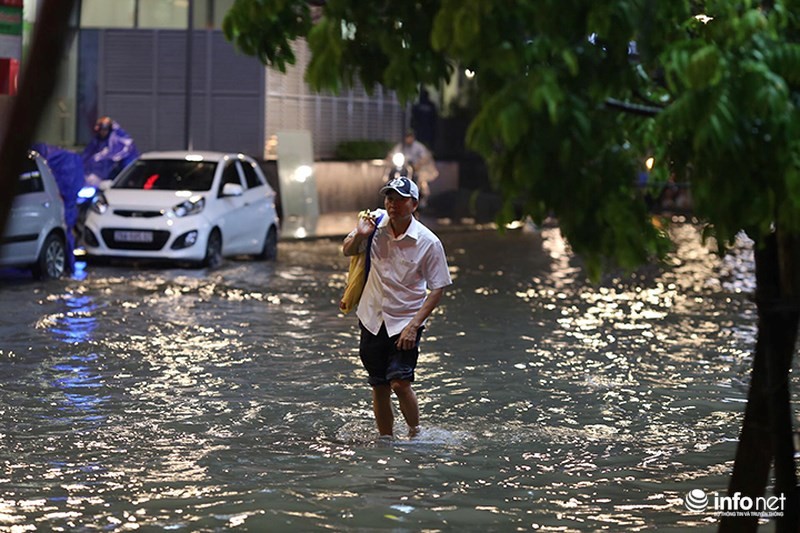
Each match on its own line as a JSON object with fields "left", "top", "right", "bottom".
{"left": 342, "top": 177, "right": 452, "bottom": 438}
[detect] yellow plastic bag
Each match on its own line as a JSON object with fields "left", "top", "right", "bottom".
{"left": 339, "top": 210, "right": 382, "bottom": 315}
{"left": 339, "top": 251, "right": 367, "bottom": 314}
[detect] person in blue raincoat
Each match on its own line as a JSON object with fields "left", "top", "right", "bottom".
{"left": 82, "top": 116, "right": 140, "bottom": 186}
{"left": 31, "top": 143, "right": 85, "bottom": 273}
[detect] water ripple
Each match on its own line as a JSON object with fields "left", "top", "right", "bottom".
{"left": 0, "top": 224, "right": 774, "bottom": 531}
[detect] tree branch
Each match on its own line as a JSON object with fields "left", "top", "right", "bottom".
{"left": 604, "top": 97, "right": 662, "bottom": 117}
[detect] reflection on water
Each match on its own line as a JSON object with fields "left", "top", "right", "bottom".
{"left": 0, "top": 222, "right": 788, "bottom": 531}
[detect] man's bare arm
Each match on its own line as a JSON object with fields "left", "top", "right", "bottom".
{"left": 342, "top": 214, "right": 377, "bottom": 256}
{"left": 396, "top": 287, "right": 445, "bottom": 350}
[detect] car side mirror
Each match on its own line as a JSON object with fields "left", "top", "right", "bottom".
{"left": 222, "top": 182, "right": 244, "bottom": 197}
{"left": 99, "top": 180, "right": 113, "bottom": 191}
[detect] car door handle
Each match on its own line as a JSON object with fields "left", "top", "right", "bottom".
{"left": 42, "top": 201, "right": 51, "bottom": 208}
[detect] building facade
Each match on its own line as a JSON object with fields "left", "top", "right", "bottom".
{"left": 36, "top": 0, "right": 406, "bottom": 159}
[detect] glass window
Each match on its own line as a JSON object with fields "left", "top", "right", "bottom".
{"left": 115, "top": 160, "right": 217, "bottom": 191}
{"left": 138, "top": 0, "right": 187, "bottom": 29}
{"left": 219, "top": 161, "right": 242, "bottom": 195}
{"left": 81, "top": 0, "right": 135, "bottom": 28}
{"left": 213, "top": 0, "right": 236, "bottom": 29}
{"left": 16, "top": 158, "right": 43, "bottom": 195}
{"left": 193, "top": 0, "right": 211, "bottom": 29}
{"left": 79, "top": 0, "right": 232, "bottom": 30}
{"left": 240, "top": 161, "right": 264, "bottom": 189}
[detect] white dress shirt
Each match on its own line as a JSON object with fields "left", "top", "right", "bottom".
{"left": 355, "top": 210, "right": 452, "bottom": 337}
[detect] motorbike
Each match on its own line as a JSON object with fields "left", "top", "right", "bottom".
{"left": 386, "top": 151, "right": 416, "bottom": 184}
{"left": 74, "top": 163, "right": 130, "bottom": 250}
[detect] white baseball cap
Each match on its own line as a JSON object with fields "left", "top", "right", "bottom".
{"left": 380, "top": 177, "right": 419, "bottom": 200}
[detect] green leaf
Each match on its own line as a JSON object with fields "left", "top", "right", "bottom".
{"left": 686, "top": 45, "right": 722, "bottom": 89}
{"left": 562, "top": 49, "right": 579, "bottom": 77}
{"left": 499, "top": 101, "right": 525, "bottom": 147}
{"left": 453, "top": 7, "right": 480, "bottom": 51}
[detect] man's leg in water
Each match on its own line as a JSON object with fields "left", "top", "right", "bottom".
{"left": 391, "top": 379, "right": 420, "bottom": 437}
{"left": 372, "top": 384, "right": 393, "bottom": 436}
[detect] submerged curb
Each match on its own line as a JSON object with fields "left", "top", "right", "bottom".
{"left": 280, "top": 212, "right": 518, "bottom": 242}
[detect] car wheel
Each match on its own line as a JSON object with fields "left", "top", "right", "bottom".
{"left": 33, "top": 233, "right": 66, "bottom": 280}
{"left": 258, "top": 225, "right": 278, "bottom": 261}
{"left": 203, "top": 229, "right": 223, "bottom": 269}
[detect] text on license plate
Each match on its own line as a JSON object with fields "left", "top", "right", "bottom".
{"left": 114, "top": 230, "right": 153, "bottom": 243}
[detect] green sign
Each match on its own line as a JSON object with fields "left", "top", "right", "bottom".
{"left": 0, "top": 5, "right": 22, "bottom": 36}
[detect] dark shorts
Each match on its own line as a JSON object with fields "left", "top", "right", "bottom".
{"left": 359, "top": 322, "right": 423, "bottom": 387}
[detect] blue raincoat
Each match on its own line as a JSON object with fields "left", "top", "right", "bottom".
{"left": 81, "top": 120, "right": 140, "bottom": 182}
{"left": 31, "top": 143, "right": 84, "bottom": 272}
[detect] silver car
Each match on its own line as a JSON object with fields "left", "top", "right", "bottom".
{"left": 0, "top": 151, "right": 68, "bottom": 279}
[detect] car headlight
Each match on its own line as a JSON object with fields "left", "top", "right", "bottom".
{"left": 78, "top": 186, "right": 96, "bottom": 202}
{"left": 90, "top": 192, "right": 108, "bottom": 214}
{"left": 172, "top": 196, "right": 205, "bottom": 217}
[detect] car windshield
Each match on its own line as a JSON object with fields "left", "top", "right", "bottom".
{"left": 16, "top": 157, "right": 43, "bottom": 195}
{"left": 114, "top": 159, "right": 217, "bottom": 191}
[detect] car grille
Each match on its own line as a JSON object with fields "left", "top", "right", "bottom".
{"left": 114, "top": 209, "right": 163, "bottom": 218}
{"left": 101, "top": 228, "right": 171, "bottom": 250}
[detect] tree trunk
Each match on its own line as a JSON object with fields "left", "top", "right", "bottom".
{"left": 721, "top": 232, "right": 799, "bottom": 532}
{"left": 771, "top": 232, "right": 800, "bottom": 531}
{"left": 0, "top": 0, "right": 78, "bottom": 238}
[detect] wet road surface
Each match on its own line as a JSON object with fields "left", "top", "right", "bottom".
{"left": 0, "top": 223, "right": 781, "bottom": 531}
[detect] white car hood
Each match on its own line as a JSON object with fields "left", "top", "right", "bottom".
{"left": 104, "top": 189, "right": 209, "bottom": 210}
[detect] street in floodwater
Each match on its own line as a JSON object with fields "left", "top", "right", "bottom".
{"left": 0, "top": 222, "right": 785, "bottom": 531}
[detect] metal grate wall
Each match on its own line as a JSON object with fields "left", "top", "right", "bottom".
{"left": 264, "top": 39, "right": 406, "bottom": 159}
{"left": 86, "top": 30, "right": 405, "bottom": 160}
{"left": 87, "top": 29, "right": 264, "bottom": 156}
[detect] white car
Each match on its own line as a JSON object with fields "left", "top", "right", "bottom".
{"left": 0, "top": 151, "right": 68, "bottom": 279}
{"left": 82, "top": 151, "right": 279, "bottom": 267}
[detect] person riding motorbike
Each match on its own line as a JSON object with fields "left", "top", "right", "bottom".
{"left": 76, "top": 117, "right": 140, "bottom": 246}
{"left": 387, "top": 129, "right": 438, "bottom": 209}
{"left": 82, "top": 116, "right": 140, "bottom": 187}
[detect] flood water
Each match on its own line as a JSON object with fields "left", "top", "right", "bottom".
{"left": 0, "top": 221, "right": 789, "bottom": 531}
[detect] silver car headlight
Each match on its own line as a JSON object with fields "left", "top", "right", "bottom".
{"left": 90, "top": 192, "right": 108, "bottom": 214}
{"left": 172, "top": 196, "right": 205, "bottom": 217}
